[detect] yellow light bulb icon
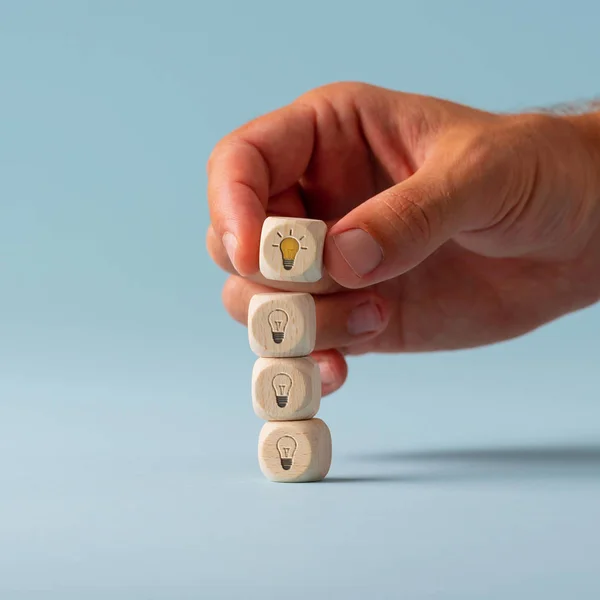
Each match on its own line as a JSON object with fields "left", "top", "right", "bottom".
{"left": 276, "top": 436, "right": 297, "bottom": 470}
{"left": 279, "top": 236, "right": 300, "bottom": 271}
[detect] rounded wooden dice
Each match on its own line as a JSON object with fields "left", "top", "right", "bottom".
{"left": 248, "top": 293, "right": 316, "bottom": 358}
{"left": 258, "top": 419, "right": 332, "bottom": 483}
{"left": 252, "top": 357, "right": 321, "bottom": 421}
{"left": 259, "top": 217, "right": 327, "bottom": 283}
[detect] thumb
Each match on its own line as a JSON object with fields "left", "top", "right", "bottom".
{"left": 324, "top": 162, "right": 485, "bottom": 288}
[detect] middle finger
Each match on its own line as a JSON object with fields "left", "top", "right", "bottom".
{"left": 222, "top": 276, "right": 390, "bottom": 352}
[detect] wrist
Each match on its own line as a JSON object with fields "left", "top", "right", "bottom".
{"left": 565, "top": 111, "right": 600, "bottom": 199}
{"left": 565, "top": 111, "right": 600, "bottom": 301}
{"left": 567, "top": 108, "right": 600, "bottom": 159}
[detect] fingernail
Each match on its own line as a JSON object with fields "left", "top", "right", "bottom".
{"left": 333, "top": 229, "right": 383, "bottom": 277}
{"left": 222, "top": 232, "right": 238, "bottom": 270}
{"left": 318, "top": 360, "right": 336, "bottom": 388}
{"left": 347, "top": 302, "right": 384, "bottom": 336}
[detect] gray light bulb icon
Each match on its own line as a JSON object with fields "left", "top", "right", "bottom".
{"left": 267, "top": 309, "right": 289, "bottom": 344}
{"left": 276, "top": 436, "right": 297, "bottom": 470}
{"left": 272, "top": 373, "right": 292, "bottom": 408}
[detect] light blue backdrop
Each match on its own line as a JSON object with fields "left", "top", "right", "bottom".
{"left": 0, "top": 1, "right": 598, "bottom": 599}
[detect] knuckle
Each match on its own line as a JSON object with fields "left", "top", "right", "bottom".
{"left": 440, "top": 120, "right": 499, "bottom": 176}
{"left": 296, "top": 81, "right": 373, "bottom": 105}
{"left": 207, "top": 135, "right": 240, "bottom": 173}
{"left": 207, "top": 139, "right": 227, "bottom": 173}
{"left": 457, "top": 129, "right": 496, "bottom": 171}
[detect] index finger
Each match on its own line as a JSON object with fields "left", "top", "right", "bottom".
{"left": 207, "top": 102, "right": 316, "bottom": 276}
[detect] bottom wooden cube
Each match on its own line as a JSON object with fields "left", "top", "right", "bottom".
{"left": 258, "top": 419, "right": 332, "bottom": 483}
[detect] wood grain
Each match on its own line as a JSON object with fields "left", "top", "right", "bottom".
{"left": 248, "top": 293, "right": 316, "bottom": 358}
{"left": 252, "top": 357, "right": 321, "bottom": 421}
{"left": 258, "top": 418, "right": 332, "bottom": 483}
{"left": 259, "top": 217, "right": 327, "bottom": 283}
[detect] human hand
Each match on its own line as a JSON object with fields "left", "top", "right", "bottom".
{"left": 207, "top": 83, "right": 600, "bottom": 394}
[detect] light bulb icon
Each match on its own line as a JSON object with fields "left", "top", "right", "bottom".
{"left": 272, "top": 373, "right": 293, "bottom": 408}
{"left": 279, "top": 236, "right": 300, "bottom": 270}
{"left": 276, "top": 436, "right": 297, "bottom": 470}
{"left": 267, "top": 309, "right": 289, "bottom": 344}
{"left": 272, "top": 229, "right": 308, "bottom": 271}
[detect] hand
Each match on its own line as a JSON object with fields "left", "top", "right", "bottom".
{"left": 207, "top": 83, "right": 600, "bottom": 395}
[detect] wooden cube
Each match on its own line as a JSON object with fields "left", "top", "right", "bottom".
{"left": 258, "top": 419, "right": 332, "bottom": 483}
{"left": 252, "top": 357, "right": 321, "bottom": 421}
{"left": 248, "top": 293, "right": 316, "bottom": 358}
{"left": 259, "top": 217, "right": 327, "bottom": 283}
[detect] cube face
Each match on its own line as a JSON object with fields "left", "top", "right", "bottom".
{"left": 258, "top": 419, "right": 332, "bottom": 483}
{"left": 252, "top": 357, "right": 321, "bottom": 421}
{"left": 248, "top": 293, "right": 316, "bottom": 358}
{"left": 259, "top": 217, "right": 327, "bottom": 283}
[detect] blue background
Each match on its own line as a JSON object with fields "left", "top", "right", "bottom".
{"left": 1, "top": 1, "right": 599, "bottom": 598}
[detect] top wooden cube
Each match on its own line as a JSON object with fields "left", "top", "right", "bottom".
{"left": 259, "top": 217, "right": 327, "bottom": 283}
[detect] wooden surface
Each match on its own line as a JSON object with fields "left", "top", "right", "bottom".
{"left": 248, "top": 293, "right": 316, "bottom": 358}
{"left": 259, "top": 217, "right": 327, "bottom": 283}
{"left": 252, "top": 357, "right": 321, "bottom": 421}
{"left": 258, "top": 418, "right": 332, "bottom": 483}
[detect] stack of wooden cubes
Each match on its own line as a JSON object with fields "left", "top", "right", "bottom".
{"left": 248, "top": 217, "right": 332, "bottom": 483}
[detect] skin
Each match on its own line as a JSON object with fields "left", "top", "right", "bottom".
{"left": 206, "top": 82, "right": 600, "bottom": 396}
